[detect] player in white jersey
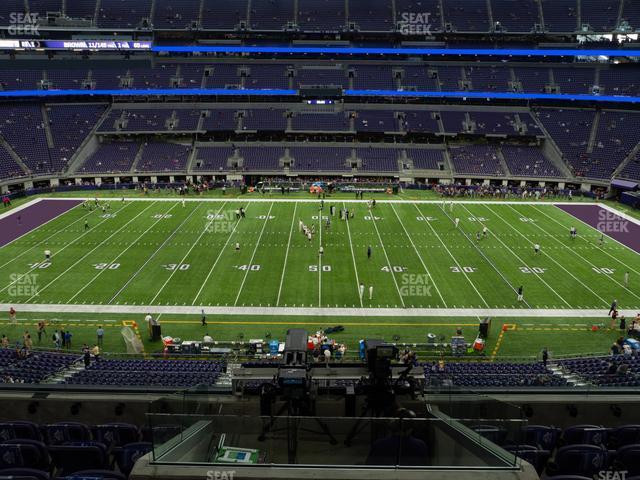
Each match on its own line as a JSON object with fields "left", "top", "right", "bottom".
{"left": 534, "top": 243, "right": 540, "bottom": 255}
{"left": 369, "top": 285, "right": 373, "bottom": 300}
{"left": 319, "top": 245, "right": 324, "bottom": 256}
{"left": 570, "top": 227, "right": 577, "bottom": 239}
{"left": 358, "top": 282, "right": 365, "bottom": 300}
{"left": 235, "top": 242, "right": 240, "bottom": 252}
{"left": 454, "top": 217, "right": 460, "bottom": 228}
{"left": 482, "top": 226, "right": 488, "bottom": 238}
{"left": 44, "top": 250, "right": 51, "bottom": 262}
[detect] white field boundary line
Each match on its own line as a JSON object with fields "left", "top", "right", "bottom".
{"left": 490, "top": 204, "right": 609, "bottom": 307}
{"left": 21, "top": 202, "right": 152, "bottom": 301}
{"left": 599, "top": 203, "right": 640, "bottom": 227}
{"left": 512, "top": 204, "right": 640, "bottom": 303}
{"left": 107, "top": 202, "right": 203, "bottom": 305}
{"left": 0, "top": 197, "right": 42, "bottom": 221}
{"left": 233, "top": 202, "right": 274, "bottom": 307}
{"left": 1, "top": 302, "right": 633, "bottom": 318}
{"left": 0, "top": 204, "right": 95, "bottom": 270}
{"left": 0, "top": 202, "right": 136, "bottom": 297}
{"left": 551, "top": 204, "right": 640, "bottom": 264}
{"left": 369, "top": 206, "right": 406, "bottom": 308}
{"left": 343, "top": 201, "right": 363, "bottom": 308}
{"left": 463, "top": 203, "right": 570, "bottom": 308}
{"left": 276, "top": 202, "right": 297, "bottom": 306}
{"left": 192, "top": 206, "right": 248, "bottom": 305}
{"left": 0, "top": 198, "right": 83, "bottom": 251}
{"left": 68, "top": 202, "right": 182, "bottom": 303}
{"left": 39, "top": 197, "right": 608, "bottom": 206}
{"left": 539, "top": 206, "right": 640, "bottom": 277}
{"left": 149, "top": 202, "right": 228, "bottom": 305}
{"left": 413, "top": 203, "right": 489, "bottom": 309}
{"left": 443, "top": 203, "right": 529, "bottom": 308}
{"left": 389, "top": 203, "right": 447, "bottom": 307}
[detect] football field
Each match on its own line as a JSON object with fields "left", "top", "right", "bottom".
{"left": 1, "top": 197, "right": 639, "bottom": 313}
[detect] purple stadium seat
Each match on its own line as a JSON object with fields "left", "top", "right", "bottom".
{"left": 0, "top": 440, "right": 49, "bottom": 471}
{"left": 43, "top": 423, "right": 91, "bottom": 446}
{"left": 64, "top": 470, "right": 126, "bottom": 480}
{"left": 0, "top": 468, "right": 50, "bottom": 480}
{"left": 93, "top": 424, "right": 140, "bottom": 448}
{"left": 0, "top": 422, "right": 42, "bottom": 442}
{"left": 548, "top": 445, "right": 609, "bottom": 478}
{"left": 48, "top": 442, "right": 108, "bottom": 475}
{"left": 113, "top": 442, "right": 152, "bottom": 475}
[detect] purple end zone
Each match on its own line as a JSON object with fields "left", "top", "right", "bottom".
{"left": 556, "top": 204, "right": 640, "bottom": 254}
{"left": 0, "top": 199, "right": 82, "bottom": 248}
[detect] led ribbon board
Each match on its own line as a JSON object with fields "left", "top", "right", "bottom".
{"left": 152, "top": 45, "right": 640, "bottom": 57}
{"left": 0, "top": 40, "right": 152, "bottom": 50}
{"left": 0, "top": 88, "right": 637, "bottom": 103}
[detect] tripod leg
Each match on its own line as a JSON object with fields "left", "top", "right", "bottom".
{"left": 314, "top": 418, "right": 338, "bottom": 445}
{"left": 344, "top": 406, "right": 372, "bottom": 446}
{"left": 258, "top": 402, "right": 288, "bottom": 441}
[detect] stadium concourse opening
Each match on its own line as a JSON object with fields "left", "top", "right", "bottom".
{"left": 2, "top": 0, "right": 640, "bottom": 479}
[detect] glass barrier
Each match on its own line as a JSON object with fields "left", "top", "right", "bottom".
{"left": 146, "top": 413, "right": 525, "bottom": 469}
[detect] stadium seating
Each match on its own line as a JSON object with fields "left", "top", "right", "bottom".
{"left": 63, "top": 359, "right": 225, "bottom": 387}
{"left": 79, "top": 142, "right": 141, "bottom": 174}
{"left": 449, "top": 145, "right": 506, "bottom": 177}
{"left": 424, "top": 360, "right": 567, "bottom": 387}
{"left": 5, "top": 0, "right": 639, "bottom": 34}
{"left": 0, "top": 350, "right": 80, "bottom": 384}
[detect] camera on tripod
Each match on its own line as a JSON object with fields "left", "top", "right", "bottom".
{"left": 364, "top": 339, "right": 399, "bottom": 384}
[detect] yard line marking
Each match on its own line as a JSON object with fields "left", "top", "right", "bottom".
{"left": 191, "top": 206, "right": 246, "bottom": 306}
{"left": 234, "top": 203, "right": 274, "bottom": 306}
{"left": 451, "top": 203, "right": 534, "bottom": 308}
{"left": 390, "top": 203, "right": 447, "bottom": 307}
{"left": 318, "top": 203, "right": 323, "bottom": 308}
{"left": 0, "top": 206, "right": 95, "bottom": 270}
{"left": 0, "top": 202, "right": 135, "bottom": 296}
{"left": 490, "top": 205, "right": 609, "bottom": 307}
{"left": 516, "top": 204, "right": 640, "bottom": 302}
{"left": 538, "top": 206, "right": 640, "bottom": 277}
{"left": 343, "top": 202, "right": 363, "bottom": 308}
{"left": 149, "top": 202, "right": 228, "bottom": 304}
{"left": 276, "top": 202, "right": 297, "bottom": 306}
{"left": 25, "top": 202, "right": 155, "bottom": 301}
{"left": 370, "top": 205, "right": 405, "bottom": 307}
{"left": 413, "top": 203, "right": 489, "bottom": 308}
{"left": 107, "top": 203, "right": 203, "bottom": 304}
{"left": 466, "top": 204, "right": 570, "bottom": 308}
{"left": 68, "top": 202, "right": 182, "bottom": 303}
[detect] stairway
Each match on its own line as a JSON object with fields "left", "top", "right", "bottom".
{"left": 44, "top": 358, "right": 85, "bottom": 385}
{"left": 612, "top": 140, "right": 640, "bottom": 179}
{"left": 0, "top": 135, "right": 31, "bottom": 176}
{"left": 41, "top": 105, "right": 55, "bottom": 149}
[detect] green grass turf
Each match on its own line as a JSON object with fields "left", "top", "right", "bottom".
{"left": 0, "top": 196, "right": 639, "bottom": 358}
{"left": 2, "top": 199, "right": 638, "bottom": 309}
{"left": 0, "top": 313, "right": 623, "bottom": 360}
